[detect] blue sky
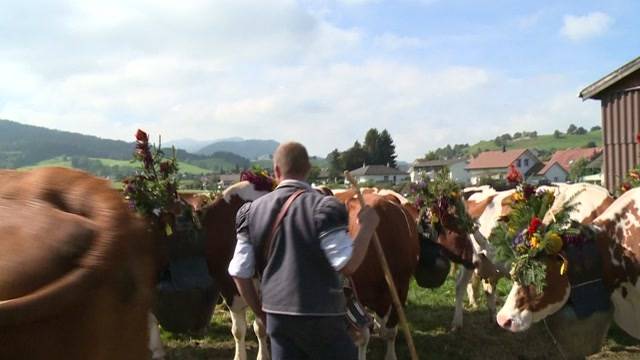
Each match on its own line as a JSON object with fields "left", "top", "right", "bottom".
{"left": 0, "top": 0, "right": 638, "bottom": 161}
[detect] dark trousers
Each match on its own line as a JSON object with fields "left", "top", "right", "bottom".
{"left": 266, "top": 313, "right": 357, "bottom": 360}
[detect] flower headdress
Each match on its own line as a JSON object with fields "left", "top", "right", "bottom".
{"left": 123, "top": 129, "right": 180, "bottom": 235}
{"left": 492, "top": 181, "right": 585, "bottom": 292}
{"left": 410, "top": 169, "right": 476, "bottom": 235}
{"left": 620, "top": 131, "right": 640, "bottom": 194}
{"left": 240, "top": 168, "right": 276, "bottom": 192}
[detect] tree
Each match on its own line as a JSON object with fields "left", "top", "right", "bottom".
{"left": 327, "top": 148, "right": 343, "bottom": 178}
{"left": 584, "top": 141, "right": 597, "bottom": 148}
{"left": 307, "top": 165, "right": 321, "bottom": 183}
{"left": 590, "top": 126, "right": 602, "bottom": 132}
{"left": 377, "top": 129, "right": 398, "bottom": 168}
{"left": 567, "top": 124, "right": 577, "bottom": 135}
{"left": 530, "top": 131, "right": 538, "bottom": 138}
{"left": 363, "top": 128, "right": 381, "bottom": 164}
{"left": 553, "top": 130, "right": 563, "bottom": 139}
{"left": 575, "top": 127, "right": 588, "bottom": 135}
{"left": 569, "top": 157, "right": 590, "bottom": 182}
{"left": 513, "top": 132, "right": 522, "bottom": 139}
{"left": 341, "top": 141, "right": 368, "bottom": 171}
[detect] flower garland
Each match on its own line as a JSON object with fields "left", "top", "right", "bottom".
{"left": 620, "top": 132, "right": 640, "bottom": 194}
{"left": 240, "top": 169, "right": 276, "bottom": 192}
{"left": 492, "top": 182, "right": 584, "bottom": 292}
{"left": 122, "top": 129, "right": 181, "bottom": 236}
{"left": 410, "top": 169, "right": 476, "bottom": 235}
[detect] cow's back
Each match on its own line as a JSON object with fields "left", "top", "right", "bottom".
{"left": 346, "top": 193, "right": 419, "bottom": 326}
{"left": 0, "top": 168, "right": 154, "bottom": 359}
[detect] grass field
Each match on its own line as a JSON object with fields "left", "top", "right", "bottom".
{"left": 160, "top": 276, "right": 640, "bottom": 359}
{"left": 18, "top": 156, "right": 212, "bottom": 175}
{"left": 467, "top": 130, "right": 603, "bottom": 155}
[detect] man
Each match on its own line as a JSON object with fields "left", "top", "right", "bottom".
{"left": 228, "top": 142, "right": 379, "bottom": 359}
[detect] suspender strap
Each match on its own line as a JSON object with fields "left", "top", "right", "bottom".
{"left": 259, "top": 189, "right": 306, "bottom": 274}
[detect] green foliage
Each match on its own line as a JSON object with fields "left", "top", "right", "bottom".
{"left": 491, "top": 184, "right": 582, "bottom": 292}
{"left": 568, "top": 157, "right": 591, "bottom": 182}
{"left": 327, "top": 128, "right": 399, "bottom": 171}
{"left": 553, "top": 130, "right": 563, "bottom": 139}
{"left": 567, "top": 124, "right": 577, "bottom": 135}
{"left": 424, "top": 143, "right": 469, "bottom": 161}
{"left": 410, "top": 169, "right": 476, "bottom": 235}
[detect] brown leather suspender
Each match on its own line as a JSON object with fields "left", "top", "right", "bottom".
{"left": 258, "top": 189, "right": 306, "bottom": 274}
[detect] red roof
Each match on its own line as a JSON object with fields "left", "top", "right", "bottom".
{"left": 466, "top": 149, "right": 530, "bottom": 170}
{"left": 538, "top": 148, "right": 603, "bottom": 175}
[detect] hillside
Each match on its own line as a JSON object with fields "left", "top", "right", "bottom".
{"left": 467, "top": 130, "right": 603, "bottom": 155}
{"left": 198, "top": 139, "right": 279, "bottom": 160}
{"left": 0, "top": 120, "right": 252, "bottom": 176}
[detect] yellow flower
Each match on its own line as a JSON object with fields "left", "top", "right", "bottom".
{"left": 450, "top": 191, "right": 459, "bottom": 198}
{"left": 530, "top": 235, "right": 541, "bottom": 248}
{"left": 431, "top": 214, "right": 439, "bottom": 224}
{"left": 513, "top": 192, "right": 525, "bottom": 202}
{"left": 507, "top": 227, "right": 517, "bottom": 238}
{"left": 544, "top": 232, "right": 563, "bottom": 254}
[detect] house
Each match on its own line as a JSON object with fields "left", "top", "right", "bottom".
{"left": 466, "top": 148, "right": 542, "bottom": 185}
{"left": 537, "top": 148, "right": 603, "bottom": 183}
{"left": 410, "top": 158, "right": 470, "bottom": 185}
{"left": 347, "top": 165, "right": 409, "bottom": 185}
{"left": 580, "top": 55, "right": 640, "bottom": 192}
{"left": 217, "top": 173, "right": 241, "bottom": 188}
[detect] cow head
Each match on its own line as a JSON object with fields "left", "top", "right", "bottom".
{"left": 496, "top": 255, "right": 570, "bottom": 332}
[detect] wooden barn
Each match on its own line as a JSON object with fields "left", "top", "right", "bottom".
{"left": 580, "top": 56, "right": 640, "bottom": 193}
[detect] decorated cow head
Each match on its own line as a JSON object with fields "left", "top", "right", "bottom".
{"left": 497, "top": 188, "right": 640, "bottom": 340}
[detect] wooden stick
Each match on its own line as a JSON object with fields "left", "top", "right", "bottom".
{"left": 344, "top": 171, "right": 419, "bottom": 360}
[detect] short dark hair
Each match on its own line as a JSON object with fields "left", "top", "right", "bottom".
{"left": 273, "top": 142, "right": 311, "bottom": 178}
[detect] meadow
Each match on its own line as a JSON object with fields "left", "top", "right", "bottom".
{"left": 161, "top": 276, "right": 640, "bottom": 359}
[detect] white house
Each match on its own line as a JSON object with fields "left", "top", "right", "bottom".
{"left": 466, "top": 149, "right": 542, "bottom": 185}
{"left": 410, "top": 158, "right": 470, "bottom": 185}
{"left": 347, "top": 165, "right": 409, "bottom": 185}
{"left": 537, "top": 148, "right": 603, "bottom": 183}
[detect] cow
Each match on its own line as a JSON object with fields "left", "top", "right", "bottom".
{"left": 341, "top": 192, "right": 420, "bottom": 360}
{"left": 0, "top": 167, "right": 155, "bottom": 359}
{"left": 496, "top": 187, "right": 640, "bottom": 356}
{"left": 457, "top": 183, "right": 614, "bottom": 330}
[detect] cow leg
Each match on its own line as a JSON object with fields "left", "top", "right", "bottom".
{"left": 375, "top": 310, "right": 398, "bottom": 360}
{"left": 356, "top": 326, "right": 371, "bottom": 360}
{"left": 483, "top": 278, "right": 498, "bottom": 323}
{"left": 229, "top": 295, "right": 249, "bottom": 360}
{"left": 148, "top": 313, "right": 166, "bottom": 360}
{"left": 252, "top": 318, "right": 270, "bottom": 360}
{"left": 466, "top": 273, "right": 481, "bottom": 309}
{"left": 452, "top": 267, "right": 473, "bottom": 331}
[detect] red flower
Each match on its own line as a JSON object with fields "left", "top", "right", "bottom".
{"left": 636, "top": 132, "right": 640, "bottom": 144}
{"left": 528, "top": 217, "right": 542, "bottom": 235}
{"left": 135, "top": 129, "right": 149, "bottom": 143}
{"left": 506, "top": 164, "right": 523, "bottom": 184}
{"left": 522, "top": 184, "right": 536, "bottom": 200}
{"left": 241, "top": 170, "right": 276, "bottom": 192}
{"left": 621, "top": 182, "right": 632, "bottom": 193}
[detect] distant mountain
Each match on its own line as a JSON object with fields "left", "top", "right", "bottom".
{"left": 0, "top": 119, "right": 251, "bottom": 174}
{"left": 164, "top": 137, "right": 244, "bottom": 153}
{"left": 198, "top": 139, "right": 279, "bottom": 160}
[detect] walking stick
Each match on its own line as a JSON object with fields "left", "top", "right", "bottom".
{"left": 344, "top": 171, "right": 419, "bottom": 360}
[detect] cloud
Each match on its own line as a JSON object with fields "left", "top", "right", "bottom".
{"left": 374, "top": 33, "right": 430, "bottom": 50}
{"left": 560, "top": 12, "right": 613, "bottom": 41}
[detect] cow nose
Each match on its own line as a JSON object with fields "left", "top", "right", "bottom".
{"left": 496, "top": 314, "right": 512, "bottom": 329}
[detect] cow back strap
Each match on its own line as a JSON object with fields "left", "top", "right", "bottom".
{"left": 260, "top": 189, "right": 306, "bottom": 273}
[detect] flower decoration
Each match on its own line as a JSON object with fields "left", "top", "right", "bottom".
{"left": 506, "top": 163, "right": 523, "bottom": 185}
{"left": 123, "top": 129, "right": 181, "bottom": 236}
{"left": 492, "top": 183, "right": 584, "bottom": 292}
{"left": 410, "top": 169, "right": 476, "bottom": 235}
{"left": 240, "top": 169, "right": 276, "bottom": 192}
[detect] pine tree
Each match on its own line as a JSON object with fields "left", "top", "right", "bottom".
{"left": 377, "top": 129, "right": 398, "bottom": 168}
{"left": 327, "top": 148, "right": 343, "bottom": 178}
{"left": 364, "top": 128, "right": 380, "bottom": 164}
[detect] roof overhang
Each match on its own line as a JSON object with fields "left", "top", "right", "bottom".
{"left": 580, "top": 56, "right": 640, "bottom": 100}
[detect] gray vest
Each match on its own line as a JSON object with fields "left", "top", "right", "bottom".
{"left": 247, "top": 183, "right": 346, "bottom": 316}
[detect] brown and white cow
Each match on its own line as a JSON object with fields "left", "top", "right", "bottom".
{"left": 341, "top": 192, "right": 420, "bottom": 360}
{"left": 459, "top": 183, "right": 614, "bottom": 329}
{"left": 496, "top": 187, "right": 640, "bottom": 342}
{"left": 0, "top": 167, "right": 155, "bottom": 359}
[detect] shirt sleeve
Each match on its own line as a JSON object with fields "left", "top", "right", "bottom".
{"left": 228, "top": 202, "right": 255, "bottom": 278}
{"left": 315, "top": 196, "right": 353, "bottom": 271}
{"left": 320, "top": 230, "right": 353, "bottom": 271}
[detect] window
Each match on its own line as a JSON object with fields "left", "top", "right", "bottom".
{"left": 524, "top": 158, "right": 530, "bottom": 167}
{"left": 384, "top": 175, "right": 389, "bottom": 181}
{"left": 516, "top": 159, "right": 521, "bottom": 167}
{"left": 553, "top": 177, "right": 558, "bottom": 182}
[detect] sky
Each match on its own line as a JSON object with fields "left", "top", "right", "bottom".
{"left": 1, "top": 0, "right": 639, "bottom": 161}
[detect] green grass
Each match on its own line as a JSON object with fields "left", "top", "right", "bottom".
{"left": 18, "top": 156, "right": 73, "bottom": 169}
{"left": 160, "top": 274, "right": 639, "bottom": 359}
{"left": 467, "top": 131, "right": 603, "bottom": 155}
